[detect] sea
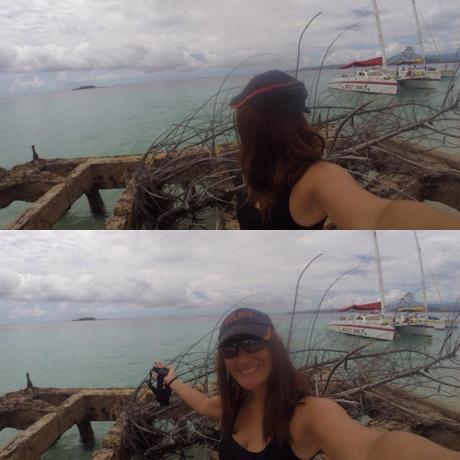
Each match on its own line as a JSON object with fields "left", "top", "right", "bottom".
{"left": 0, "top": 68, "right": 458, "bottom": 229}
{"left": 0, "top": 312, "right": 458, "bottom": 459}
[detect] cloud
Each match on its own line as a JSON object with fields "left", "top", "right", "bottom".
{"left": 9, "top": 304, "right": 46, "bottom": 319}
{"left": 0, "top": 0, "right": 457, "bottom": 84}
{"left": 0, "top": 230, "right": 459, "bottom": 325}
{"left": 9, "top": 74, "right": 46, "bottom": 91}
{"left": 0, "top": 268, "right": 22, "bottom": 295}
{"left": 0, "top": 42, "right": 203, "bottom": 74}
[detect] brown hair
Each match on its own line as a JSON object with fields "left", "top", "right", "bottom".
{"left": 235, "top": 104, "right": 325, "bottom": 220}
{"left": 216, "top": 330, "right": 312, "bottom": 444}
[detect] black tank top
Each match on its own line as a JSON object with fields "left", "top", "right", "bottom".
{"left": 218, "top": 433, "right": 321, "bottom": 460}
{"left": 236, "top": 189, "right": 325, "bottom": 230}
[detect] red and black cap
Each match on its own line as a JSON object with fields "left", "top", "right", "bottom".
{"left": 218, "top": 308, "right": 273, "bottom": 345}
{"left": 229, "top": 70, "right": 310, "bottom": 113}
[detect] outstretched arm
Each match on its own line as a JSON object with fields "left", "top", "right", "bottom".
{"left": 299, "top": 161, "right": 460, "bottom": 229}
{"left": 300, "top": 397, "right": 459, "bottom": 460}
{"left": 152, "top": 361, "right": 221, "bottom": 419}
{"left": 367, "top": 431, "right": 460, "bottom": 460}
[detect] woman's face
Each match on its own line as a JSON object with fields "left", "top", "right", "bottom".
{"left": 223, "top": 340, "right": 272, "bottom": 391}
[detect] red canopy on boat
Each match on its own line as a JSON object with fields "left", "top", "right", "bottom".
{"left": 337, "top": 301, "right": 381, "bottom": 312}
{"left": 340, "top": 57, "right": 383, "bottom": 69}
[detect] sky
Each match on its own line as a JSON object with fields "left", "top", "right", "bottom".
{"left": 0, "top": 0, "right": 459, "bottom": 96}
{"left": 0, "top": 230, "right": 458, "bottom": 325}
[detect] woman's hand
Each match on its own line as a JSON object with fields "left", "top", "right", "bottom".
{"left": 152, "top": 360, "right": 222, "bottom": 419}
{"left": 152, "top": 360, "right": 176, "bottom": 385}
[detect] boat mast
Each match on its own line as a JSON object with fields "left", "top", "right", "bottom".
{"left": 413, "top": 231, "right": 428, "bottom": 312}
{"left": 411, "top": 0, "right": 426, "bottom": 67}
{"left": 372, "top": 231, "right": 386, "bottom": 315}
{"left": 371, "top": 0, "right": 388, "bottom": 71}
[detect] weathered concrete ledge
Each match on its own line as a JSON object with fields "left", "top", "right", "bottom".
{"left": 1, "top": 382, "right": 459, "bottom": 459}
{"left": 0, "top": 386, "right": 134, "bottom": 460}
{"left": 1, "top": 155, "right": 142, "bottom": 229}
{"left": 1, "top": 138, "right": 460, "bottom": 229}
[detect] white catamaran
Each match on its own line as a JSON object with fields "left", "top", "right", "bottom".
{"left": 328, "top": 0, "right": 399, "bottom": 95}
{"left": 327, "top": 232, "right": 395, "bottom": 341}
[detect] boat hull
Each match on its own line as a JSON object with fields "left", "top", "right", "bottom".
{"left": 395, "top": 323, "right": 433, "bottom": 336}
{"left": 426, "top": 319, "right": 446, "bottom": 330}
{"left": 327, "top": 321, "right": 395, "bottom": 341}
{"left": 328, "top": 79, "right": 398, "bottom": 95}
{"left": 441, "top": 69, "right": 456, "bottom": 79}
{"left": 398, "top": 78, "right": 440, "bottom": 89}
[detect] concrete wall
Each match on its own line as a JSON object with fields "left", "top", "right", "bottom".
{"left": 0, "top": 388, "right": 134, "bottom": 460}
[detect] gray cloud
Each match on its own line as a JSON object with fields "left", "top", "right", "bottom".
{"left": 0, "top": 231, "right": 458, "bottom": 324}
{"left": 0, "top": 0, "right": 458, "bottom": 94}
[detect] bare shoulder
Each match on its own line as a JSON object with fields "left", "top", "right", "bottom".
{"left": 290, "top": 396, "right": 344, "bottom": 435}
{"left": 295, "top": 160, "right": 388, "bottom": 229}
{"left": 303, "top": 160, "right": 347, "bottom": 178}
{"left": 296, "top": 161, "right": 353, "bottom": 193}
{"left": 295, "top": 396, "right": 345, "bottom": 424}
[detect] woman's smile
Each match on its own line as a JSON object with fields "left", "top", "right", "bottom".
{"left": 238, "top": 365, "right": 260, "bottom": 375}
{"left": 226, "top": 347, "right": 272, "bottom": 389}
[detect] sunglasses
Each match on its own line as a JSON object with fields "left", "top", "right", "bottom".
{"left": 219, "top": 338, "right": 266, "bottom": 359}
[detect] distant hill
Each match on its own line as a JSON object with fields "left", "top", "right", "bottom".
{"left": 423, "top": 51, "right": 460, "bottom": 64}
{"left": 387, "top": 47, "right": 460, "bottom": 65}
{"left": 294, "top": 300, "right": 459, "bottom": 315}
{"left": 296, "top": 49, "right": 459, "bottom": 72}
{"left": 385, "top": 303, "right": 460, "bottom": 313}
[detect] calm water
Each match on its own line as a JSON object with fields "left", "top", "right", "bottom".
{"left": 0, "top": 313, "right": 458, "bottom": 458}
{"left": 0, "top": 70, "right": 458, "bottom": 229}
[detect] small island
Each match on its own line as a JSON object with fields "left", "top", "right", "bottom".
{"left": 72, "top": 85, "right": 100, "bottom": 91}
{"left": 72, "top": 317, "right": 99, "bottom": 321}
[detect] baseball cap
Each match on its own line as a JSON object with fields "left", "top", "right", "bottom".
{"left": 218, "top": 308, "right": 273, "bottom": 345}
{"left": 229, "top": 70, "right": 310, "bottom": 113}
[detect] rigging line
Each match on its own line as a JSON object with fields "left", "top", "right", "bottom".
{"left": 417, "top": 7, "right": 440, "bottom": 58}
{"left": 421, "top": 249, "right": 443, "bottom": 303}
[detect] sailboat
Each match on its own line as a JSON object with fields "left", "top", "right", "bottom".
{"left": 413, "top": 231, "right": 443, "bottom": 330}
{"left": 328, "top": 0, "right": 399, "bottom": 95}
{"left": 327, "top": 232, "right": 395, "bottom": 341}
{"left": 397, "top": 0, "right": 441, "bottom": 89}
{"left": 393, "top": 232, "right": 435, "bottom": 336}
{"left": 393, "top": 295, "right": 434, "bottom": 336}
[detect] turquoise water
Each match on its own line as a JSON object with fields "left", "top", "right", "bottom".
{"left": 0, "top": 70, "right": 458, "bottom": 228}
{"left": 0, "top": 313, "right": 458, "bottom": 458}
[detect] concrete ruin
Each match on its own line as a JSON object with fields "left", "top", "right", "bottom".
{"left": 0, "top": 385, "right": 133, "bottom": 460}
{"left": 0, "top": 154, "right": 142, "bottom": 229}
{"left": 1, "top": 138, "right": 460, "bottom": 229}
{"left": 1, "top": 379, "right": 459, "bottom": 459}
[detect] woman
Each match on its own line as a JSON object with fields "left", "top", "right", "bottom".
{"left": 155, "top": 307, "right": 460, "bottom": 460}
{"left": 230, "top": 70, "right": 460, "bottom": 230}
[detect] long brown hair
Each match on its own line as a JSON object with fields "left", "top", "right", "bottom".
{"left": 235, "top": 104, "right": 325, "bottom": 220}
{"left": 216, "top": 330, "right": 312, "bottom": 444}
